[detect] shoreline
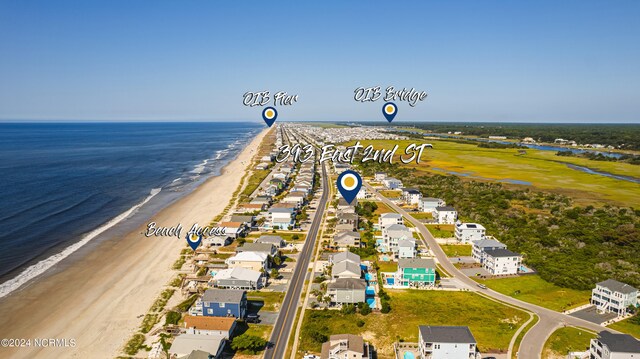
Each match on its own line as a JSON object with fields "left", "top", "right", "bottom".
{"left": 0, "top": 127, "right": 269, "bottom": 358}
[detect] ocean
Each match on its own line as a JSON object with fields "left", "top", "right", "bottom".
{"left": 0, "top": 122, "right": 262, "bottom": 297}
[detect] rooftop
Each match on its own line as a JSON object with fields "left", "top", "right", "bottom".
{"left": 597, "top": 331, "right": 640, "bottom": 352}
{"left": 419, "top": 325, "right": 476, "bottom": 344}
{"left": 483, "top": 248, "right": 521, "bottom": 258}
{"left": 398, "top": 258, "right": 436, "bottom": 269}
{"left": 597, "top": 279, "right": 638, "bottom": 294}
{"left": 327, "top": 278, "right": 367, "bottom": 290}
{"left": 202, "top": 288, "right": 246, "bottom": 303}
{"left": 435, "top": 206, "right": 456, "bottom": 212}
{"left": 183, "top": 315, "right": 236, "bottom": 332}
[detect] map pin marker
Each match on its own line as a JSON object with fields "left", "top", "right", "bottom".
{"left": 337, "top": 170, "right": 362, "bottom": 205}
{"left": 186, "top": 232, "right": 202, "bottom": 251}
{"left": 382, "top": 102, "right": 398, "bottom": 122}
{"left": 262, "top": 107, "right": 278, "bottom": 127}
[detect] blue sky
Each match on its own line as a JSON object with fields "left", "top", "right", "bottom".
{"left": 0, "top": 1, "right": 639, "bottom": 123}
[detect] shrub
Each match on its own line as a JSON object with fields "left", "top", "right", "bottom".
{"left": 165, "top": 311, "right": 181, "bottom": 325}
{"left": 231, "top": 334, "right": 267, "bottom": 354}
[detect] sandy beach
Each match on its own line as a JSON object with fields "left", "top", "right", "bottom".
{"left": 0, "top": 128, "right": 268, "bottom": 359}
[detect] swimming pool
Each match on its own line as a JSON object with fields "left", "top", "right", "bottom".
{"left": 386, "top": 278, "right": 394, "bottom": 285}
{"left": 403, "top": 352, "right": 415, "bottom": 359}
{"left": 366, "top": 298, "right": 375, "bottom": 308}
{"left": 364, "top": 273, "right": 373, "bottom": 281}
{"left": 365, "top": 286, "right": 375, "bottom": 296}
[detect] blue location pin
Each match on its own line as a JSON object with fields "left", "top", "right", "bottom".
{"left": 186, "top": 232, "right": 202, "bottom": 251}
{"left": 262, "top": 107, "right": 278, "bottom": 127}
{"left": 382, "top": 102, "right": 398, "bottom": 122}
{"left": 336, "top": 170, "right": 362, "bottom": 205}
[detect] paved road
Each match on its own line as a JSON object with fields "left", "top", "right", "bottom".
{"left": 263, "top": 162, "right": 329, "bottom": 359}
{"left": 366, "top": 183, "right": 614, "bottom": 358}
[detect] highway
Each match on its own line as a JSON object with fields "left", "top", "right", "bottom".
{"left": 366, "top": 182, "right": 615, "bottom": 358}
{"left": 263, "top": 161, "right": 329, "bottom": 359}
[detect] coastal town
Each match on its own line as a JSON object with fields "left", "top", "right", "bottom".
{"left": 123, "top": 124, "right": 640, "bottom": 359}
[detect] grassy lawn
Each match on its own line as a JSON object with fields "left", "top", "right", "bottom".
{"left": 299, "top": 290, "right": 527, "bottom": 356}
{"left": 376, "top": 261, "right": 398, "bottom": 273}
{"left": 247, "top": 231, "right": 306, "bottom": 243}
{"left": 543, "top": 327, "right": 595, "bottom": 358}
{"left": 425, "top": 224, "right": 454, "bottom": 237}
{"left": 355, "top": 139, "right": 640, "bottom": 207}
{"left": 608, "top": 316, "right": 640, "bottom": 339}
{"left": 379, "top": 190, "right": 402, "bottom": 199}
{"left": 247, "top": 291, "right": 285, "bottom": 311}
{"left": 440, "top": 244, "right": 472, "bottom": 257}
{"left": 475, "top": 275, "right": 591, "bottom": 312}
{"left": 411, "top": 212, "right": 435, "bottom": 220}
{"left": 244, "top": 323, "right": 273, "bottom": 340}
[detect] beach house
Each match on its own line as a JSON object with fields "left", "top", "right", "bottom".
{"left": 331, "top": 260, "right": 362, "bottom": 279}
{"left": 356, "top": 187, "right": 370, "bottom": 199}
{"left": 383, "top": 177, "right": 403, "bottom": 189}
{"left": 321, "top": 334, "right": 371, "bottom": 359}
{"left": 419, "top": 197, "right": 445, "bottom": 212}
{"left": 169, "top": 333, "right": 227, "bottom": 359}
{"left": 330, "top": 251, "right": 361, "bottom": 266}
{"left": 201, "top": 289, "right": 247, "bottom": 318}
{"left": 402, "top": 188, "right": 422, "bottom": 205}
{"left": 454, "top": 223, "right": 486, "bottom": 244}
{"left": 332, "top": 231, "right": 361, "bottom": 250}
{"left": 378, "top": 213, "right": 403, "bottom": 229}
{"left": 255, "top": 235, "right": 286, "bottom": 248}
{"left": 211, "top": 267, "right": 263, "bottom": 290}
{"left": 236, "top": 242, "right": 277, "bottom": 257}
{"left": 268, "top": 207, "right": 294, "bottom": 230}
{"left": 418, "top": 325, "right": 478, "bottom": 359}
{"left": 434, "top": 206, "right": 457, "bottom": 224}
{"left": 218, "top": 221, "right": 246, "bottom": 239}
{"left": 589, "top": 331, "right": 640, "bottom": 358}
{"left": 394, "top": 258, "right": 436, "bottom": 288}
{"left": 381, "top": 224, "right": 412, "bottom": 256}
{"left": 397, "top": 239, "right": 417, "bottom": 259}
{"left": 471, "top": 238, "right": 507, "bottom": 264}
{"left": 225, "top": 251, "right": 269, "bottom": 271}
{"left": 591, "top": 279, "right": 639, "bottom": 316}
{"left": 482, "top": 248, "right": 522, "bottom": 275}
{"left": 326, "top": 279, "right": 367, "bottom": 305}
{"left": 183, "top": 315, "right": 236, "bottom": 338}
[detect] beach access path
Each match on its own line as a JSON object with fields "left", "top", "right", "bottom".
{"left": 0, "top": 129, "right": 268, "bottom": 359}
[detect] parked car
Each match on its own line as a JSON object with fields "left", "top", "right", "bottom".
{"left": 246, "top": 314, "right": 260, "bottom": 323}
{"left": 477, "top": 283, "right": 487, "bottom": 289}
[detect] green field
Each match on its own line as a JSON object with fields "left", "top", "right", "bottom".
{"left": 379, "top": 189, "right": 402, "bottom": 199}
{"left": 376, "top": 260, "right": 398, "bottom": 273}
{"left": 247, "top": 291, "right": 285, "bottom": 311}
{"left": 475, "top": 275, "right": 591, "bottom": 312}
{"left": 543, "top": 327, "right": 595, "bottom": 358}
{"left": 358, "top": 139, "right": 640, "bottom": 206}
{"left": 299, "top": 290, "right": 527, "bottom": 356}
{"left": 608, "top": 316, "right": 640, "bottom": 339}
{"left": 425, "top": 224, "right": 454, "bottom": 237}
{"left": 440, "top": 244, "right": 472, "bottom": 257}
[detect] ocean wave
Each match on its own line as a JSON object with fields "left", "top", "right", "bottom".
{"left": 0, "top": 187, "right": 162, "bottom": 298}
